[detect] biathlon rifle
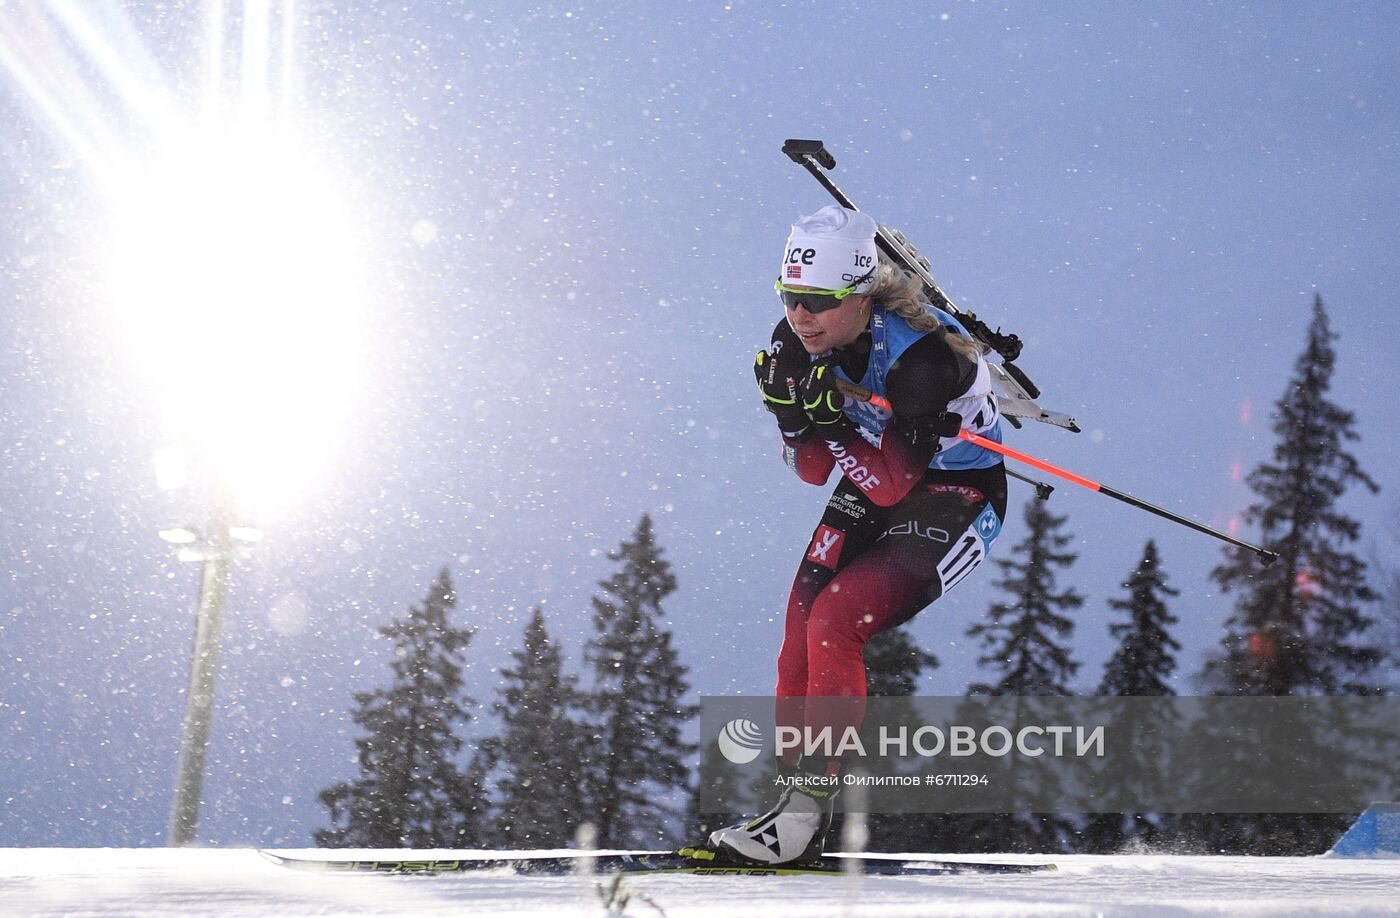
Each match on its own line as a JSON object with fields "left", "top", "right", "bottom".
{"left": 781, "top": 138, "right": 1079, "bottom": 435}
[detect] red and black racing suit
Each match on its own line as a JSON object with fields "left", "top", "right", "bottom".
{"left": 772, "top": 325, "right": 1008, "bottom": 771}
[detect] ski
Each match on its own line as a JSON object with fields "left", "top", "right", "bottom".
{"left": 261, "top": 849, "right": 1055, "bottom": 878}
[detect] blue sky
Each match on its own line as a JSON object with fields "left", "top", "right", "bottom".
{"left": 1, "top": 1, "right": 1397, "bottom": 846}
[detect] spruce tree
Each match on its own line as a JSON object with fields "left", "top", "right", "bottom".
{"left": 1099, "top": 540, "right": 1180, "bottom": 697}
{"left": 583, "top": 514, "right": 698, "bottom": 848}
{"left": 1189, "top": 295, "right": 1383, "bottom": 854}
{"left": 1204, "top": 293, "right": 1381, "bottom": 697}
{"left": 1084, "top": 540, "right": 1181, "bottom": 852}
{"left": 317, "top": 568, "right": 480, "bottom": 847}
{"left": 965, "top": 499, "right": 1084, "bottom": 853}
{"left": 487, "top": 607, "right": 586, "bottom": 848}
{"left": 969, "top": 500, "right": 1083, "bottom": 696}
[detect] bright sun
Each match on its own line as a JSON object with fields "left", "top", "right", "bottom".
{"left": 103, "top": 121, "right": 370, "bottom": 514}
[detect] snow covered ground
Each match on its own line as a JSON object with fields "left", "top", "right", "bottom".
{"left": 3, "top": 849, "right": 1400, "bottom": 917}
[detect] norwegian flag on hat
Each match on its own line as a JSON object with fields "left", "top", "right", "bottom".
{"left": 781, "top": 205, "right": 878, "bottom": 293}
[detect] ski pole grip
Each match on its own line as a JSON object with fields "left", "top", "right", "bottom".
{"left": 834, "top": 378, "right": 890, "bottom": 411}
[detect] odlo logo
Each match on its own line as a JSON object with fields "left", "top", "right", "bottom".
{"left": 717, "top": 718, "right": 764, "bottom": 765}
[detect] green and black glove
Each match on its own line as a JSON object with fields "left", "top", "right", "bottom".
{"left": 799, "top": 360, "right": 856, "bottom": 438}
{"left": 754, "top": 322, "right": 811, "bottom": 436}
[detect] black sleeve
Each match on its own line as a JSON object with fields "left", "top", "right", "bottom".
{"left": 884, "top": 329, "right": 977, "bottom": 444}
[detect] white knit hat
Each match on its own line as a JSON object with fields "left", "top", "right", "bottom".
{"left": 780, "top": 205, "right": 879, "bottom": 293}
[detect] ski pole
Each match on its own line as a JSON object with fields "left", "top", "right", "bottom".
{"left": 833, "top": 378, "right": 1278, "bottom": 565}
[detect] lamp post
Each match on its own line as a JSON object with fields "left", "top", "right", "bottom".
{"left": 164, "top": 490, "right": 259, "bottom": 847}
{"left": 107, "top": 126, "right": 366, "bottom": 846}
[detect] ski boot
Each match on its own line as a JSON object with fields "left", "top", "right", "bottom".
{"left": 701, "top": 771, "right": 840, "bottom": 866}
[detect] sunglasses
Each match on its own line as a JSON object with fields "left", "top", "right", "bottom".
{"left": 774, "top": 269, "right": 873, "bottom": 314}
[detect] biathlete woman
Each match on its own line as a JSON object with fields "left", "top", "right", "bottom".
{"left": 708, "top": 205, "right": 1008, "bottom": 865}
